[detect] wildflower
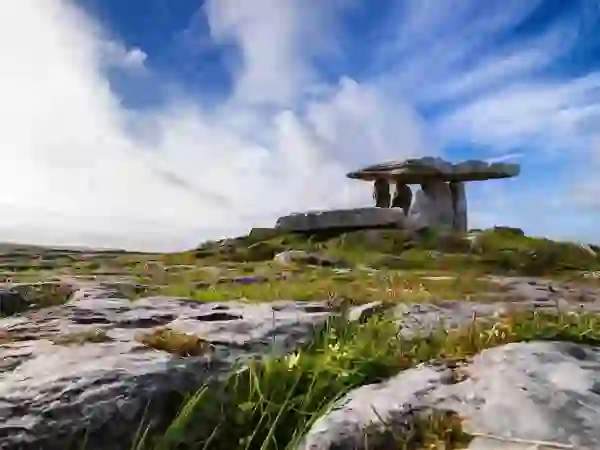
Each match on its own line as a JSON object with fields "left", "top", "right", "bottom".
{"left": 328, "top": 342, "right": 340, "bottom": 353}
{"left": 286, "top": 352, "right": 300, "bottom": 369}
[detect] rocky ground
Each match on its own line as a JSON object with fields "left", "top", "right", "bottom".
{"left": 2, "top": 227, "right": 600, "bottom": 449}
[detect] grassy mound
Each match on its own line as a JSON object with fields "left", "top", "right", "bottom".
{"left": 187, "top": 227, "right": 600, "bottom": 276}
{"left": 117, "top": 227, "right": 600, "bottom": 304}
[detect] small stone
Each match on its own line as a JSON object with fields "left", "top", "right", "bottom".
{"left": 273, "top": 250, "right": 344, "bottom": 267}
{"left": 347, "top": 301, "right": 388, "bottom": 323}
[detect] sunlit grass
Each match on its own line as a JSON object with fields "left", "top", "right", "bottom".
{"left": 151, "top": 268, "right": 501, "bottom": 305}
{"left": 127, "top": 310, "right": 600, "bottom": 450}
{"left": 52, "top": 328, "right": 113, "bottom": 345}
{"left": 136, "top": 328, "right": 214, "bottom": 357}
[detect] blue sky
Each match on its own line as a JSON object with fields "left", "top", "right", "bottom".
{"left": 0, "top": 0, "right": 599, "bottom": 250}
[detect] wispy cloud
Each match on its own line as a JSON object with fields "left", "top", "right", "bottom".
{"left": 203, "top": 0, "right": 353, "bottom": 106}
{"left": 369, "top": 1, "right": 597, "bottom": 153}
{"left": 484, "top": 153, "right": 525, "bottom": 164}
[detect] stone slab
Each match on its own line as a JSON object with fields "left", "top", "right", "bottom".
{"left": 346, "top": 157, "right": 520, "bottom": 183}
{"left": 275, "top": 207, "right": 408, "bottom": 232}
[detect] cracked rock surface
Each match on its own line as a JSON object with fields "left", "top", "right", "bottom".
{"left": 2, "top": 276, "right": 600, "bottom": 449}
{"left": 297, "top": 277, "right": 600, "bottom": 450}
{"left": 298, "top": 341, "right": 600, "bottom": 450}
{"left": 393, "top": 276, "right": 600, "bottom": 339}
{"left": 0, "top": 282, "right": 334, "bottom": 450}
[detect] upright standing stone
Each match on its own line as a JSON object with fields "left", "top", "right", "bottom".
{"left": 429, "top": 180, "right": 454, "bottom": 228}
{"left": 391, "top": 182, "right": 413, "bottom": 215}
{"left": 408, "top": 187, "right": 432, "bottom": 229}
{"left": 449, "top": 181, "right": 467, "bottom": 232}
{"left": 408, "top": 181, "right": 454, "bottom": 229}
{"left": 373, "top": 178, "right": 390, "bottom": 208}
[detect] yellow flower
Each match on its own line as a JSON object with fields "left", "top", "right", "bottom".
{"left": 328, "top": 342, "right": 340, "bottom": 353}
{"left": 286, "top": 352, "right": 300, "bottom": 369}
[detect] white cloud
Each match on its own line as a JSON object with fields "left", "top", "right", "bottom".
{"left": 375, "top": 0, "right": 547, "bottom": 92}
{"left": 305, "top": 77, "right": 432, "bottom": 166}
{"left": 203, "top": 0, "right": 352, "bottom": 106}
{"left": 100, "top": 41, "right": 147, "bottom": 72}
{"left": 0, "top": 0, "right": 425, "bottom": 251}
{"left": 484, "top": 153, "right": 524, "bottom": 164}
{"left": 436, "top": 75, "right": 600, "bottom": 152}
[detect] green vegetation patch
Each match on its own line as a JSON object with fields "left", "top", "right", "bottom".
{"left": 155, "top": 268, "right": 501, "bottom": 304}
{"left": 52, "top": 328, "right": 113, "bottom": 345}
{"left": 472, "top": 229, "right": 600, "bottom": 275}
{"left": 365, "top": 410, "right": 472, "bottom": 450}
{"left": 184, "top": 227, "right": 600, "bottom": 278}
{"left": 136, "top": 328, "right": 214, "bottom": 357}
{"left": 131, "top": 310, "right": 600, "bottom": 450}
{"left": 0, "top": 282, "right": 74, "bottom": 317}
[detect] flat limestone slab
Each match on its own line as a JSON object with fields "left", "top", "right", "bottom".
{"left": 346, "top": 156, "right": 520, "bottom": 183}
{"left": 275, "top": 207, "right": 408, "bottom": 232}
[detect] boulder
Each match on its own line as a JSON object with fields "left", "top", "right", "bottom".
{"left": 492, "top": 226, "right": 525, "bottom": 236}
{"left": 432, "top": 341, "right": 600, "bottom": 449}
{"left": 275, "top": 208, "right": 408, "bottom": 232}
{"left": 0, "top": 289, "right": 30, "bottom": 316}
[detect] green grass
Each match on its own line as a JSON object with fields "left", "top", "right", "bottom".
{"left": 136, "top": 328, "right": 214, "bottom": 357}
{"left": 1, "top": 227, "right": 598, "bottom": 288}
{"left": 52, "top": 328, "right": 113, "bottom": 345}
{"left": 128, "top": 310, "right": 600, "bottom": 450}
{"left": 366, "top": 410, "right": 472, "bottom": 450}
{"left": 154, "top": 268, "right": 503, "bottom": 304}
{"left": 175, "top": 227, "right": 600, "bottom": 278}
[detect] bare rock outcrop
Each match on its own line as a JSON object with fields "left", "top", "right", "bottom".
{"left": 297, "top": 341, "right": 600, "bottom": 450}
{"left": 2, "top": 276, "right": 600, "bottom": 449}
{"left": 0, "top": 283, "right": 336, "bottom": 450}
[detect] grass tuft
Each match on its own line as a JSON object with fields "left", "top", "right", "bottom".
{"left": 53, "top": 328, "right": 113, "bottom": 345}
{"left": 136, "top": 328, "right": 214, "bottom": 357}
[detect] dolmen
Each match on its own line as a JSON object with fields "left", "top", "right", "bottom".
{"left": 276, "top": 157, "right": 520, "bottom": 233}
